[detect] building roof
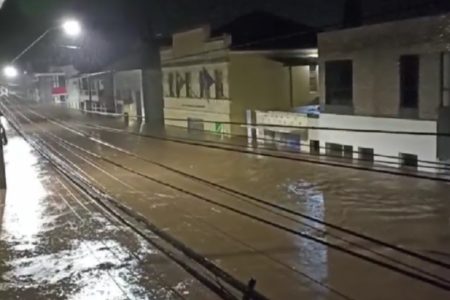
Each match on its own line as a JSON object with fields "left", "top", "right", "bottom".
{"left": 212, "top": 11, "right": 318, "bottom": 50}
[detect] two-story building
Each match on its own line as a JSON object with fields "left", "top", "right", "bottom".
{"left": 72, "top": 49, "right": 147, "bottom": 118}
{"left": 314, "top": 13, "right": 450, "bottom": 170}
{"left": 161, "top": 12, "right": 318, "bottom": 135}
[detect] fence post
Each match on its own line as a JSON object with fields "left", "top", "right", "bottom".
{"left": 242, "top": 278, "right": 257, "bottom": 300}
{"left": 0, "top": 142, "right": 6, "bottom": 192}
{"left": 124, "top": 112, "right": 129, "bottom": 126}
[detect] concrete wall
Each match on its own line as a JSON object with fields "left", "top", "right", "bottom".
{"left": 319, "top": 13, "right": 450, "bottom": 120}
{"left": 114, "top": 70, "right": 144, "bottom": 118}
{"left": 164, "top": 97, "right": 232, "bottom": 133}
{"left": 37, "top": 77, "right": 53, "bottom": 103}
{"left": 255, "top": 110, "right": 310, "bottom": 146}
{"left": 290, "top": 65, "right": 319, "bottom": 107}
{"left": 229, "top": 53, "right": 290, "bottom": 133}
{"left": 66, "top": 78, "right": 80, "bottom": 109}
{"left": 172, "top": 27, "right": 217, "bottom": 58}
{"left": 310, "top": 113, "right": 438, "bottom": 170}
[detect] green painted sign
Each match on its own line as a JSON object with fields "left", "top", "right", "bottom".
{"left": 215, "top": 122, "right": 224, "bottom": 133}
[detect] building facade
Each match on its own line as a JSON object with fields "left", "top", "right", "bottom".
{"left": 77, "top": 71, "right": 115, "bottom": 113}
{"left": 30, "top": 65, "right": 78, "bottom": 104}
{"left": 113, "top": 69, "right": 145, "bottom": 119}
{"left": 315, "top": 13, "right": 450, "bottom": 169}
{"left": 161, "top": 13, "right": 318, "bottom": 135}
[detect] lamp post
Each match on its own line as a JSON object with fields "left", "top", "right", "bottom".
{"left": 2, "top": 19, "right": 82, "bottom": 78}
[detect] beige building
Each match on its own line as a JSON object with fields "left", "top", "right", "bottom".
{"left": 161, "top": 12, "right": 318, "bottom": 135}
{"left": 316, "top": 13, "right": 450, "bottom": 168}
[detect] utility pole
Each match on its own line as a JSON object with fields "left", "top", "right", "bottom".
{"left": 130, "top": 0, "right": 165, "bottom": 128}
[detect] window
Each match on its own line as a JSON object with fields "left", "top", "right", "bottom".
{"left": 325, "top": 143, "right": 343, "bottom": 157}
{"left": 325, "top": 60, "right": 353, "bottom": 106}
{"left": 310, "top": 140, "right": 320, "bottom": 155}
{"left": 400, "top": 55, "right": 419, "bottom": 109}
{"left": 58, "top": 75, "right": 66, "bottom": 87}
{"left": 358, "top": 147, "right": 374, "bottom": 164}
{"left": 185, "top": 72, "right": 192, "bottom": 97}
{"left": 343, "top": 145, "right": 353, "bottom": 159}
{"left": 309, "top": 65, "right": 318, "bottom": 93}
{"left": 81, "top": 78, "right": 89, "bottom": 90}
{"left": 200, "top": 69, "right": 212, "bottom": 99}
{"left": 98, "top": 80, "right": 105, "bottom": 92}
{"left": 215, "top": 70, "right": 224, "bottom": 99}
{"left": 168, "top": 73, "right": 174, "bottom": 97}
{"left": 175, "top": 72, "right": 185, "bottom": 98}
{"left": 400, "top": 153, "right": 418, "bottom": 169}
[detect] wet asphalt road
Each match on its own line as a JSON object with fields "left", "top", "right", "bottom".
{"left": 1, "top": 99, "right": 450, "bottom": 300}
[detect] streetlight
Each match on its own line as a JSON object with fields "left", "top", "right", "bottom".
{"left": 11, "top": 18, "right": 83, "bottom": 64}
{"left": 62, "top": 19, "right": 82, "bottom": 37}
{"left": 2, "top": 18, "right": 83, "bottom": 79}
{"left": 3, "top": 66, "right": 18, "bottom": 79}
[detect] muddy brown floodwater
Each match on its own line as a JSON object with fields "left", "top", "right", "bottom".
{"left": 1, "top": 100, "right": 450, "bottom": 300}
{"left": 0, "top": 119, "right": 221, "bottom": 300}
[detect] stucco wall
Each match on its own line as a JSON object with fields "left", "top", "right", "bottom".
{"left": 310, "top": 113, "right": 438, "bottom": 168}
{"left": 114, "top": 70, "right": 144, "bottom": 117}
{"left": 229, "top": 53, "right": 290, "bottom": 125}
{"left": 319, "top": 13, "right": 450, "bottom": 120}
{"left": 67, "top": 78, "right": 80, "bottom": 109}
{"left": 114, "top": 70, "right": 142, "bottom": 92}
{"left": 164, "top": 97, "right": 232, "bottom": 133}
{"left": 290, "top": 65, "right": 319, "bottom": 107}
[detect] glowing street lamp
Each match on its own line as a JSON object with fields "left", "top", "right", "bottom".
{"left": 62, "top": 19, "right": 82, "bottom": 37}
{"left": 3, "top": 66, "right": 18, "bottom": 79}
{"left": 11, "top": 18, "right": 83, "bottom": 64}
{"left": 2, "top": 18, "right": 83, "bottom": 80}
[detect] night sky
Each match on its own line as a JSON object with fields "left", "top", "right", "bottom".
{"left": 0, "top": 0, "right": 448, "bottom": 66}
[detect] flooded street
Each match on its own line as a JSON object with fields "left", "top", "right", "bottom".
{"left": 1, "top": 100, "right": 450, "bottom": 299}
{"left": 0, "top": 118, "right": 221, "bottom": 299}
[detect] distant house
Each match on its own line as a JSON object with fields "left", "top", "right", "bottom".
{"left": 108, "top": 49, "right": 148, "bottom": 120}
{"left": 72, "top": 49, "right": 147, "bottom": 118}
{"left": 315, "top": 13, "right": 450, "bottom": 169}
{"left": 160, "top": 12, "right": 318, "bottom": 134}
{"left": 32, "top": 65, "right": 78, "bottom": 104}
{"left": 77, "top": 71, "right": 115, "bottom": 112}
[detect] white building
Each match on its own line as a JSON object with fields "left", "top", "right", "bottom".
{"left": 161, "top": 12, "right": 319, "bottom": 135}
{"left": 314, "top": 13, "right": 450, "bottom": 170}
{"left": 31, "top": 65, "right": 78, "bottom": 104}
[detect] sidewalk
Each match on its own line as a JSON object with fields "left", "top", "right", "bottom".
{"left": 0, "top": 120, "right": 218, "bottom": 300}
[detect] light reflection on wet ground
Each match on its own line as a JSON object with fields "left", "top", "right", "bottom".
{"left": 2, "top": 102, "right": 450, "bottom": 299}
{"left": 0, "top": 127, "right": 219, "bottom": 299}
